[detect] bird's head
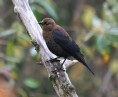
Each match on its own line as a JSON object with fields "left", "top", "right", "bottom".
{"left": 39, "top": 18, "right": 56, "bottom": 31}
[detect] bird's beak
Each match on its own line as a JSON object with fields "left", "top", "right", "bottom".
{"left": 38, "top": 21, "right": 43, "bottom": 25}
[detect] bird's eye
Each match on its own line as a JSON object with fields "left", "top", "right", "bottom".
{"left": 43, "top": 22, "right": 49, "bottom": 25}
{"left": 45, "top": 23, "right": 49, "bottom": 25}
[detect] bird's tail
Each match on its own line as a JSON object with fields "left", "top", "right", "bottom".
{"left": 82, "top": 61, "right": 94, "bottom": 75}
{"left": 75, "top": 53, "right": 95, "bottom": 75}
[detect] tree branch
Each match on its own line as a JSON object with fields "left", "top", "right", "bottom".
{"left": 12, "top": 0, "right": 78, "bottom": 97}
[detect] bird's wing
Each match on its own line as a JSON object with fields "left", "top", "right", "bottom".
{"left": 53, "top": 28, "right": 94, "bottom": 75}
{"left": 52, "top": 28, "right": 83, "bottom": 56}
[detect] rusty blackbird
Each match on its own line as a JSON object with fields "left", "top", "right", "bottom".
{"left": 39, "top": 18, "right": 94, "bottom": 75}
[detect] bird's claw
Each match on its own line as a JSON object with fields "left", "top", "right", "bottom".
{"left": 56, "top": 67, "right": 65, "bottom": 72}
{"left": 46, "top": 57, "right": 65, "bottom": 72}
{"left": 55, "top": 64, "right": 65, "bottom": 72}
{"left": 52, "top": 67, "right": 65, "bottom": 73}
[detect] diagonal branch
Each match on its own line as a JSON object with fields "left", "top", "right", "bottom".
{"left": 12, "top": 0, "right": 78, "bottom": 97}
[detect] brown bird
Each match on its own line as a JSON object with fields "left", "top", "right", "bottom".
{"left": 39, "top": 18, "right": 94, "bottom": 75}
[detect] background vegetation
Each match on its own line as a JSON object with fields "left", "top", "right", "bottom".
{"left": 0, "top": 0, "right": 118, "bottom": 97}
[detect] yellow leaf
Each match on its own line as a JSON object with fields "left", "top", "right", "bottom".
{"left": 82, "top": 6, "right": 95, "bottom": 27}
{"left": 109, "top": 60, "right": 118, "bottom": 73}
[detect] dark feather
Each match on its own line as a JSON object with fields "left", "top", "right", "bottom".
{"left": 53, "top": 28, "right": 94, "bottom": 75}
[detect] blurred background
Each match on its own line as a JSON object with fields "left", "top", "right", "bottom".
{"left": 0, "top": 0, "right": 118, "bottom": 97}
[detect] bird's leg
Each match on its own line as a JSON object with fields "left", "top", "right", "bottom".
{"left": 46, "top": 56, "right": 60, "bottom": 63}
{"left": 57, "top": 58, "right": 67, "bottom": 71}
{"left": 60, "top": 58, "right": 67, "bottom": 69}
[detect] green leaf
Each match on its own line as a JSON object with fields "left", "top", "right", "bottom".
{"left": 6, "top": 39, "right": 14, "bottom": 56}
{"left": 24, "top": 78, "right": 39, "bottom": 89}
{"left": 107, "top": 28, "right": 118, "bottom": 43}
{"left": 107, "top": 34, "right": 118, "bottom": 43}
{"left": 96, "top": 34, "right": 110, "bottom": 52}
{"left": 30, "top": 0, "right": 58, "bottom": 20}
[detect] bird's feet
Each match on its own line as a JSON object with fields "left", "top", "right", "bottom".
{"left": 56, "top": 66, "right": 65, "bottom": 72}
{"left": 55, "top": 58, "right": 67, "bottom": 72}
{"left": 55, "top": 63, "right": 65, "bottom": 72}
{"left": 46, "top": 57, "right": 65, "bottom": 72}
{"left": 52, "top": 66, "right": 65, "bottom": 73}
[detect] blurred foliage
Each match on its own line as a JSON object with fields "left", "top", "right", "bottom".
{"left": 24, "top": 77, "right": 39, "bottom": 89}
{"left": 0, "top": 0, "right": 118, "bottom": 97}
{"left": 30, "top": 0, "right": 58, "bottom": 20}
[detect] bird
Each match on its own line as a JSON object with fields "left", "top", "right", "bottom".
{"left": 39, "top": 18, "right": 94, "bottom": 75}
